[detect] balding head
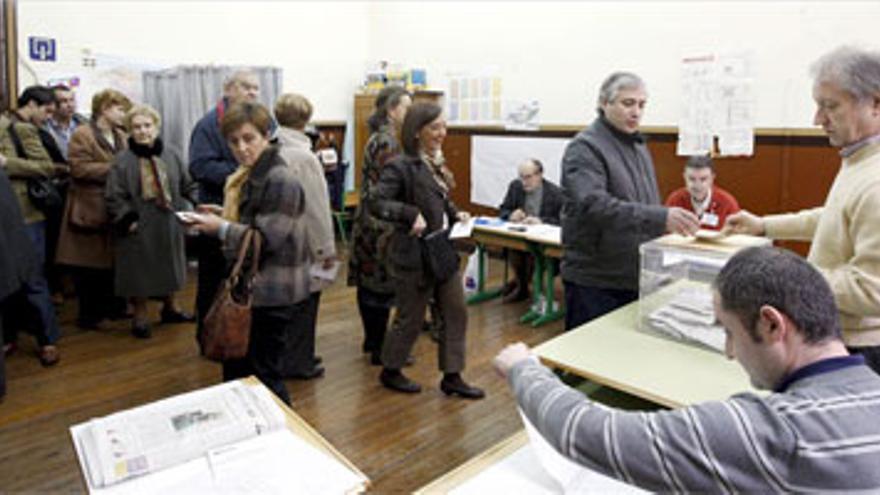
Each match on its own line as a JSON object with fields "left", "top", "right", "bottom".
{"left": 518, "top": 158, "right": 543, "bottom": 192}
{"left": 224, "top": 70, "right": 260, "bottom": 105}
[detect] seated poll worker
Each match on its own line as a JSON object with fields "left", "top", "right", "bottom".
{"left": 495, "top": 246, "right": 880, "bottom": 492}
{"left": 664, "top": 155, "right": 740, "bottom": 230}
{"left": 560, "top": 72, "right": 699, "bottom": 330}
{"left": 497, "top": 158, "right": 564, "bottom": 302}
{"left": 725, "top": 46, "right": 880, "bottom": 375}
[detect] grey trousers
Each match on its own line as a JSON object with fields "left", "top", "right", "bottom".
{"left": 382, "top": 269, "right": 467, "bottom": 373}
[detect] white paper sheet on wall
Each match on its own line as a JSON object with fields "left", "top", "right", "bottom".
{"left": 470, "top": 135, "right": 570, "bottom": 208}
{"left": 678, "top": 51, "right": 756, "bottom": 157}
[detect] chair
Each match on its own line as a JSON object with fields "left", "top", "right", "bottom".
{"left": 316, "top": 138, "right": 351, "bottom": 245}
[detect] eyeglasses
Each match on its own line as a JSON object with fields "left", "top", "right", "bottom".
{"left": 519, "top": 172, "right": 538, "bottom": 180}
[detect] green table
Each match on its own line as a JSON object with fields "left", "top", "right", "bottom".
{"left": 467, "top": 221, "right": 564, "bottom": 327}
{"left": 534, "top": 301, "right": 756, "bottom": 408}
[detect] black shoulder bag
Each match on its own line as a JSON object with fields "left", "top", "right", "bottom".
{"left": 405, "top": 162, "right": 460, "bottom": 283}
{"left": 7, "top": 122, "right": 63, "bottom": 213}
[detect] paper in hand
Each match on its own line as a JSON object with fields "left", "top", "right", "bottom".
{"left": 309, "top": 261, "right": 340, "bottom": 292}
{"left": 450, "top": 218, "right": 475, "bottom": 239}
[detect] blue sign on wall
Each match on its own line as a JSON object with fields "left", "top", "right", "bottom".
{"left": 28, "top": 37, "right": 57, "bottom": 62}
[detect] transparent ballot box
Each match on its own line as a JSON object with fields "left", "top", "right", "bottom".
{"left": 638, "top": 233, "right": 771, "bottom": 353}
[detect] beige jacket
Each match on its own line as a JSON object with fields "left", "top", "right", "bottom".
{"left": 276, "top": 128, "right": 336, "bottom": 262}
{"left": 764, "top": 142, "right": 880, "bottom": 346}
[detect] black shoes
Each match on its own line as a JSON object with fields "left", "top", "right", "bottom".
{"left": 371, "top": 353, "right": 415, "bottom": 367}
{"left": 440, "top": 373, "right": 485, "bottom": 399}
{"left": 380, "top": 369, "right": 422, "bottom": 393}
{"left": 288, "top": 365, "right": 325, "bottom": 380}
{"left": 502, "top": 285, "right": 530, "bottom": 304}
{"left": 132, "top": 321, "right": 152, "bottom": 339}
{"left": 160, "top": 309, "right": 196, "bottom": 324}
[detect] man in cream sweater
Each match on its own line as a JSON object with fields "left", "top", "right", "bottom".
{"left": 726, "top": 45, "right": 880, "bottom": 373}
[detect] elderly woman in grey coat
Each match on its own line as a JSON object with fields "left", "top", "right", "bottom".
{"left": 105, "top": 105, "right": 197, "bottom": 339}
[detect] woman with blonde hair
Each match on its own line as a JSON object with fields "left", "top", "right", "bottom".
{"left": 105, "top": 105, "right": 197, "bottom": 338}
{"left": 56, "top": 89, "right": 131, "bottom": 329}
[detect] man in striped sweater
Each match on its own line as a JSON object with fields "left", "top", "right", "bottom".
{"left": 495, "top": 246, "right": 880, "bottom": 492}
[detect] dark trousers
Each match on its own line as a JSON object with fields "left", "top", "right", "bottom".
{"left": 357, "top": 286, "right": 394, "bottom": 358}
{"left": 282, "top": 292, "right": 321, "bottom": 376}
{"left": 563, "top": 280, "right": 637, "bottom": 331}
{"left": 3, "top": 222, "right": 59, "bottom": 346}
{"left": 383, "top": 270, "right": 467, "bottom": 373}
{"left": 0, "top": 313, "right": 6, "bottom": 399}
{"left": 847, "top": 345, "right": 880, "bottom": 376}
{"left": 69, "top": 266, "right": 121, "bottom": 326}
{"left": 508, "top": 250, "right": 533, "bottom": 294}
{"left": 195, "top": 235, "right": 227, "bottom": 346}
{"left": 222, "top": 305, "right": 292, "bottom": 405}
{"left": 44, "top": 202, "right": 65, "bottom": 296}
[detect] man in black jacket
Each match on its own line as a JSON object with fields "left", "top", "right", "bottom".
{"left": 560, "top": 72, "right": 699, "bottom": 329}
{"left": 497, "top": 158, "right": 564, "bottom": 302}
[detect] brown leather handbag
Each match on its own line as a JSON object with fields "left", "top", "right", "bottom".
{"left": 201, "top": 229, "right": 262, "bottom": 362}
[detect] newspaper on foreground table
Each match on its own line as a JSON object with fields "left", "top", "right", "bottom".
{"left": 70, "top": 381, "right": 368, "bottom": 494}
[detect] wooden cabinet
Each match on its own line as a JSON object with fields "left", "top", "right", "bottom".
{"left": 352, "top": 90, "right": 443, "bottom": 193}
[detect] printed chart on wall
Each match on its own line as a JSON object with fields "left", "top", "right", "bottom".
{"left": 470, "top": 135, "right": 570, "bottom": 208}
{"left": 678, "top": 52, "right": 756, "bottom": 157}
{"left": 447, "top": 72, "right": 503, "bottom": 125}
{"left": 21, "top": 47, "right": 166, "bottom": 117}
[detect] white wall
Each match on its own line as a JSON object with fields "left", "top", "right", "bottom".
{"left": 17, "top": 1, "right": 880, "bottom": 128}
{"left": 17, "top": 0, "right": 370, "bottom": 121}
{"left": 369, "top": 1, "right": 880, "bottom": 128}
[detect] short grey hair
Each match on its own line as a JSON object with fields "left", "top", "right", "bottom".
{"left": 810, "top": 46, "right": 880, "bottom": 102}
{"left": 597, "top": 71, "right": 645, "bottom": 111}
{"left": 223, "top": 69, "right": 257, "bottom": 91}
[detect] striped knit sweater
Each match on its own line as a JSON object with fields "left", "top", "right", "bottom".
{"left": 509, "top": 359, "right": 880, "bottom": 492}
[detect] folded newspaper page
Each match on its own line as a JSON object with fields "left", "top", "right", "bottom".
{"left": 518, "top": 409, "right": 645, "bottom": 493}
{"left": 74, "top": 381, "right": 285, "bottom": 488}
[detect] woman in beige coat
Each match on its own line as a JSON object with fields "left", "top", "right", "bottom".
{"left": 56, "top": 89, "right": 131, "bottom": 328}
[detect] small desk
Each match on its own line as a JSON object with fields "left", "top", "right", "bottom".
{"left": 534, "top": 301, "right": 755, "bottom": 408}
{"left": 468, "top": 219, "right": 564, "bottom": 327}
{"left": 417, "top": 428, "right": 642, "bottom": 494}
{"left": 415, "top": 431, "right": 534, "bottom": 494}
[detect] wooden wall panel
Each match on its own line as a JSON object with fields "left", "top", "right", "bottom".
{"left": 780, "top": 138, "right": 840, "bottom": 213}
{"left": 443, "top": 126, "right": 835, "bottom": 220}
{"left": 650, "top": 137, "right": 787, "bottom": 216}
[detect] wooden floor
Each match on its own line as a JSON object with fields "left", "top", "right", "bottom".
{"left": 0, "top": 254, "right": 565, "bottom": 493}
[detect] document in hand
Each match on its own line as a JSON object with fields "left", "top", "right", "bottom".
{"left": 517, "top": 410, "right": 645, "bottom": 494}
{"left": 70, "top": 380, "right": 369, "bottom": 494}
{"left": 449, "top": 218, "right": 475, "bottom": 239}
